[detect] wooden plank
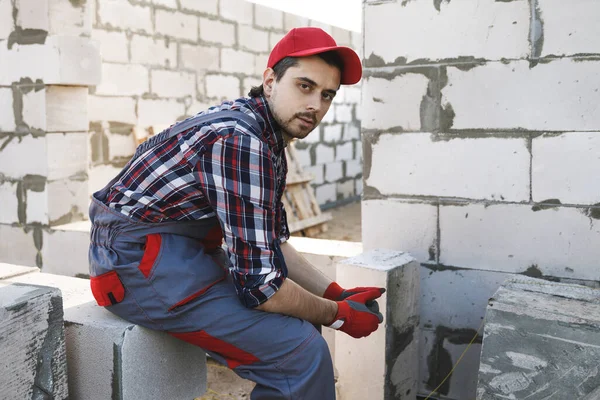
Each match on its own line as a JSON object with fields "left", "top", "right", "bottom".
{"left": 287, "top": 213, "right": 332, "bottom": 233}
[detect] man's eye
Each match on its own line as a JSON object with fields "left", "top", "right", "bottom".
{"left": 300, "top": 83, "right": 310, "bottom": 90}
{"left": 323, "top": 93, "right": 333, "bottom": 101}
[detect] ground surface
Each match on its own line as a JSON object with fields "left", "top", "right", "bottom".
{"left": 197, "top": 201, "right": 362, "bottom": 400}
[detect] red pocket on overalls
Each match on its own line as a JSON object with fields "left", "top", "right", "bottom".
{"left": 90, "top": 270, "right": 125, "bottom": 306}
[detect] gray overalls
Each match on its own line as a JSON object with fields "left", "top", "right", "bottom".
{"left": 88, "top": 110, "right": 335, "bottom": 399}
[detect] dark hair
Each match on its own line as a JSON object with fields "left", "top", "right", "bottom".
{"left": 248, "top": 51, "right": 344, "bottom": 97}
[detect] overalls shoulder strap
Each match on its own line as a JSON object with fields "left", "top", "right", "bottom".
{"left": 134, "top": 109, "right": 262, "bottom": 157}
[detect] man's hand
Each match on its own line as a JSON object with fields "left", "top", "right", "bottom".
{"left": 327, "top": 289, "right": 384, "bottom": 338}
{"left": 323, "top": 281, "right": 385, "bottom": 301}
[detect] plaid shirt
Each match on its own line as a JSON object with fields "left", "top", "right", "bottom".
{"left": 105, "top": 96, "right": 289, "bottom": 308}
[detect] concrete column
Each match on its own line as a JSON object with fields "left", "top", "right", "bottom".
{"left": 478, "top": 276, "right": 600, "bottom": 399}
{"left": 0, "top": 0, "right": 101, "bottom": 269}
{"left": 335, "top": 249, "right": 420, "bottom": 400}
{"left": 0, "top": 281, "right": 68, "bottom": 399}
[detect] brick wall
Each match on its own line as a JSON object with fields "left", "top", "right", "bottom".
{"left": 88, "top": 0, "right": 363, "bottom": 207}
{"left": 362, "top": 1, "right": 600, "bottom": 399}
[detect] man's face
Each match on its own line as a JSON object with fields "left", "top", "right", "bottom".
{"left": 263, "top": 55, "right": 341, "bottom": 142}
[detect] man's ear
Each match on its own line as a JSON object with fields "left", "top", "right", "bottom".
{"left": 263, "top": 68, "right": 275, "bottom": 97}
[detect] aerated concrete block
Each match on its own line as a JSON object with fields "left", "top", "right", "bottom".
{"left": 478, "top": 276, "right": 600, "bottom": 399}
{"left": 0, "top": 282, "right": 68, "bottom": 399}
{"left": 335, "top": 249, "right": 420, "bottom": 400}
{"left": 5, "top": 271, "right": 208, "bottom": 400}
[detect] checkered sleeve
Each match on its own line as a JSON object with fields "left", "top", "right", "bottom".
{"left": 195, "top": 132, "right": 288, "bottom": 308}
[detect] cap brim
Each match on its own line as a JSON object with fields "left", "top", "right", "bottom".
{"left": 288, "top": 46, "right": 362, "bottom": 85}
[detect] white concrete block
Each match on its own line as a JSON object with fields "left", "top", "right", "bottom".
{"left": 364, "top": 0, "right": 529, "bottom": 65}
{"left": 331, "top": 27, "right": 352, "bottom": 47}
{"left": 336, "top": 250, "right": 419, "bottom": 400}
{"left": 25, "top": 187, "right": 48, "bottom": 224}
{"left": 180, "top": 44, "right": 219, "bottom": 72}
{"left": 91, "top": 29, "right": 128, "bottom": 63}
{"left": 107, "top": 131, "right": 135, "bottom": 161}
{"left": 302, "top": 126, "right": 321, "bottom": 143}
{"left": 335, "top": 104, "right": 353, "bottom": 123}
{"left": 46, "top": 131, "right": 88, "bottom": 180}
{"left": 337, "top": 179, "right": 355, "bottom": 199}
{"left": 362, "top": 199, "right": 438, "bottom": 262}
{"left": 180, "top": 0, "right": 218, "bottom": 15}
{"left": 15, "top": 0, "right": 49, "bottom": 31}
{"left": 238, "top": 25, "right": 269, "bottom": 53}
{"left": 42, "top": 221, "right": 90, "bottom": 276}
{"left": 316, "top": 183, "right": 336, "bottom": 205}
{"left": 152, "top": 0, "right": 177, "bottom": 9}
{"left": 4, "top": 272, "right": 208, "bottom": 400}
{"left": 321, "top": 108, "right": 335, "bottom": 124}
{"left": 0, "top": 88, "right": 15, "bottom": 132}
{"left": 335, "top": 141, "right": 353, "bottom": 162}
{"left": 20, "top": 86, "right": 45, "bottom": 132}
{"left": 254, "top": 4, "right": 283, "bottom": 30}
{"left": 131, "top": 35, "right": 177, "bottom": 67}
{"left": 440, "top": 203, "right": 600, "bottom": 280}
{"left": 0, "top": 37, "right": 101, "bottom": 86}
{"left": 0, "top": 181, "right": 18, "bottom": 224}
{"left": 88, "top": 164, "right": 122, "bottom": 196}
{"left": 0, "top": 0, "right": 13, "bottom": 40}
{"left": 539, "top": 0, "right": 600, "bottom": 57}
{"left": 356, "top": 178, "right": 363, "bottom": 195}
{"left": 221, "top": 48, "right": 255, "bottom": 74}
{"left": 269, "top": 31, "right": 285, "bottom": 50}
{"left": 205, "top": 74, "right": 240, "bottom": 100}
{"left": 343, "top": 123, "right": 360, "bottom": 141}
{"left": 367, "top": 133, "right": 530, "bottom": 202}
{"left": 345, "top": 159, "right": 362, "bottom": 178}
{"left": 155, "top": 9, "right": 198, "bottom": 41}
{"left": 0, "top": 225, "right": 37, "bottom": 267}
{"left": 333, "top": 87, "right": 346, "bottom": 105}
{"left": 355, "top": 100, "right": 363, "bottom": 121}
{"left": 219, "top": 0, "right": 253, "bottom": 24}
{"left": 355, "top": 139, "right": 362, "bottom": 161}
{"left": 0, "top": 135, "right": 47, "bottom": 178}
{"left": 325, "top": 161, "right": 343, "bottom": 182}
{"left": 48, "top": 0, "right": 92, "bottom": 36}
{"left": 88, "top": 96, "right": 137, "bottom": 124}
{"left": 308, "top": 20, "right": 332, "bottom": 35}
{"left": 151, "top": 70, "right": 196, "bottom": 98}
{"left": 0, "top": 264, "right": 39, "bottom": 279}
{"left": 138, "top": 99, "right": 185, "bottom": 128}
{"left": 362, "top": 74, "right": 428, "bottom": 131}
{"left": 315, "top": 144, "right": 335, "bottom": 164}
{"left": 533, "top": 132, "right": 600, "bottom": 205}
{"left": 46, "top": 86, "right": 89, "bottom": 133}
{"left": 323, "top": 124, "right": 342, "bottom": 142}
{"left": 98, "top": 0, "right": 152, "bottom": 33}
{"left": 305, "top": 165, "right": 324, "bottom": 185}
{"left": 46, "top": 178, "right": 88, "bottom": 223}
{"left": 0, "top": 282, "right": 68, "bottom": 399}
{"left": 254, "top": 53, "right": 268, "bottom": 76}
{"left": 344, "top": 86, "right": 361, "bottom": 104}
{"left": 443, "top": 59, "right": 600, "bottom": 131}
{"left": 284, "top": 13, "right": 309, "bottom": 31}
{"left": 95, "top": 63, "right": 149, "bottom": 96}
{"left": 199, "top": 17, "right": 235, "bottom": 46}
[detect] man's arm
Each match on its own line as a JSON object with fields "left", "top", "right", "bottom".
{"left": 256, "top": 278, "right": 337, "bottom": 325}
{"left": 280, "top": 241, "right": 332, "bottom": 297}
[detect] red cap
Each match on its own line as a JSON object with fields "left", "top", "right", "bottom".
{"left": 267, "top": 27, "right": 362, "bottom": 85}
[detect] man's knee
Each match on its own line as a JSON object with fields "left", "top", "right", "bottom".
{"left": 275, "top": 327, "right": 333, "bottom": 374}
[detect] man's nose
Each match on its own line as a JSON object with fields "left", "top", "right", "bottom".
{"left": 306, "top": 93, "right": 322, "bottom": 113}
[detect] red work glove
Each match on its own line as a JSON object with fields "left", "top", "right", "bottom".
{"left": 323, "top": 281, "right": 385, "bottom": 301}
{"left": 327, "top": 289, "right": 384, "bottom": 339}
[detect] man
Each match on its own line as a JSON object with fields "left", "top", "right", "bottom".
{"left": 89, "top": 27, "right": 384, "bottom": 399}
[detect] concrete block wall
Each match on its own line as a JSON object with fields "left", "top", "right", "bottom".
{"left": 0, "top": 0, "right": 100, "bottom": 268}
{"left": 87, "top": 0, "right": 364, "bottom": 207}
{"left": 362, "top": 1, "right": 600, "bottom": 398}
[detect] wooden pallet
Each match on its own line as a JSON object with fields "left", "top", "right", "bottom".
{"left": 284, "top": 143, "right": 331, "bottom": 237}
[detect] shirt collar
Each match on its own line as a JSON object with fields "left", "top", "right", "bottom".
{"left": 246, "top": 95, "right": 287, "bottom": 153}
